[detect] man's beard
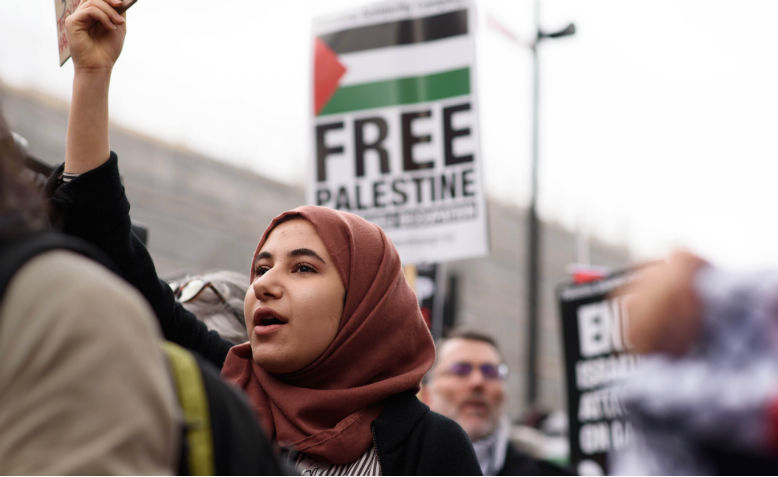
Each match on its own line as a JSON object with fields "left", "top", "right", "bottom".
{"left": 455, "top": 392, "right": 499, "bottom": 441}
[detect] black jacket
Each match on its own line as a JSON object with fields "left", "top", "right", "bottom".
{"left": 46, "top": 153, "right": 482, "bottom": 475}
{"left": 498, "top": 443, "right": 572, "bottom": 476}
{"left": 373, "top": 391, "right": 482, "bottom": 475}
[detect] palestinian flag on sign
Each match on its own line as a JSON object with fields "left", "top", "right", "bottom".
{"left": 313, "top": 7, "right": 472, "bottom": 116}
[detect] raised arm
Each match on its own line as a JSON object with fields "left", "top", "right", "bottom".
{"left": 64, "top": 0, "right": 126, "bottom": 174}
{"left": 52, "top": 1, "right": 233, "bottom": 368}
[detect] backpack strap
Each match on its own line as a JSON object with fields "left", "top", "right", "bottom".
{"left": 0, "top": 231, "right": 118, "bottom": 301}
{"left": 161, "top": 341, "right": 215, "bottom": 476}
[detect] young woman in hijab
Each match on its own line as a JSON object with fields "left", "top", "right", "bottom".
{"left": 52, "top": 2, "right": 481, "bottom": 474}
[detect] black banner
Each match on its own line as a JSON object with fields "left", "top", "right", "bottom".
{"left": 557, "top": 270, "right": 639, "bottom": 475}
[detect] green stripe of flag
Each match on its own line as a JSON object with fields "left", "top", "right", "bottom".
{"left": 318, "top": 67, "right": 470, "bottom": 116}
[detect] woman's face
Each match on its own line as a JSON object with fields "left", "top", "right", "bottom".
{"left": 244, "top": 218, "right": 345, "bottom": 374}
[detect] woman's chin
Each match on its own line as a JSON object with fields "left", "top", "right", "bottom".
{"left": 251, "top": 348, "right": 299, "bottom": 375}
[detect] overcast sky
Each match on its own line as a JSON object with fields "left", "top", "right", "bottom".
{"left": 1, "top": 0, "right": 776, "bottom": 270}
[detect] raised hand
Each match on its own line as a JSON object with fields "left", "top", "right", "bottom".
{"left": 65, "top": 0, "right": 127, "bottom": 73}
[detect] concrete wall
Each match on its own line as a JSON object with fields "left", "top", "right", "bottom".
{"left": 3, "top": 84, "right": 631, "bottom": 420}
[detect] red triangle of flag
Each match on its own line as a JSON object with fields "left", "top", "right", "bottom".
{"left": 572, "top": 270, "right": 607, "bottom": 284}
{"left": 314, "top": 37, "right": 347, "bottom": 115}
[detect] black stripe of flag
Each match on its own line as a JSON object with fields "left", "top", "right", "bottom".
{"left": 318, "top": 9, "right": 468, "bottom": 55}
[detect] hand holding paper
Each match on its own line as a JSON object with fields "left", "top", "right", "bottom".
{"left": 56, "top": 0, "right": 135, "bottom": 66}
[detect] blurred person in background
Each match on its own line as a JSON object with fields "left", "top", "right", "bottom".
{"left": 610, "top": 250, "right": 778, "bottom": 475}
{"left": 422, "top": 329, "right": 571, "bottom": 475}
{"left": 1, "top": 102, "right": 286, "bottom": 475}
{"left": 0, "top": 100, "right": 180, "bottom": 475}
{"left": 171, "top": 270, "right": 250, "bottom": 344}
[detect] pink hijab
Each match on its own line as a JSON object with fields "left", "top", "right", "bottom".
{"left": 220, "top": 205, "right": 435, "bottom": 464}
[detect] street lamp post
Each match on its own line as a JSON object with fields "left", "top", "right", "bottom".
{"left": 526, "top": 1, "right": 575, "bottom": 410}
{"left": 487, "top": 0, "right": 575, "bottom": 412}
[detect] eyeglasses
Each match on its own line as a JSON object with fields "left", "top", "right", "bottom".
{"left": 443, "top": 362, "right": 508, "bottom": 381}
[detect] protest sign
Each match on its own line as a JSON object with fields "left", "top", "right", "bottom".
{"left": 55, "top": 0, "right": 136, "bottom": 66}
{"left": 310, "top": 0, "right": 488, "bottom": 264}
{"left": 557, "top": 271, "right": 639, "bottom": 475}
{"left": 415, "top": 263, "right": 446, "bottom": 337}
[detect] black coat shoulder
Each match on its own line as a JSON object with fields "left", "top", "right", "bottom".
{"left": 373, "top": 392, "right": 482, "bottom": 476}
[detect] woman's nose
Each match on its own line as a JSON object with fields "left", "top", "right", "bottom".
{"left": 252, "top": 270, "right": 282, "bottom": 299}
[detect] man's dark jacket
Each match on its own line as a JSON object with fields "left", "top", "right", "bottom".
{"left": 499, "top": 442, "right": 572, "bottom": 475}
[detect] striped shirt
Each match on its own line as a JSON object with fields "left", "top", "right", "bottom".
{"left": 294, "top": 444, "right": 382, "bottom": 476}
{"left": 61, "top": 171, "right": 80, "bottom": 183}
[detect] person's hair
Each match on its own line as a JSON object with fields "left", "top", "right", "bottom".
{"left": 442, "top": 329, "right": 503, "bottom": 358}
{"left": 173, "top": 270, "right": 249, "bottom": 344}
{"left": 0, "top": 101, "right": 48, "bottom": 237}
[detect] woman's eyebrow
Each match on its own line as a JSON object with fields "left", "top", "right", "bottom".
{"left": 289, "top": 248, "right": 326, "bottom": 263}
{"left": 255, "top": 251, "right": 272, "bottom": 262}
{"left": 252, "top": 251, "right": 272, "bottom": 271}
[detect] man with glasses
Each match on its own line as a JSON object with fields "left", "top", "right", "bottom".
{"left": 422, "top": 330, "right": 569, "bottom": 475}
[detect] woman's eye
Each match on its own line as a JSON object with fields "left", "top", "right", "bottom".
{"left": 294, "top": 263, "right": 316, "bottom": 273}
{"left": 254, "top": 266, "right": 270, "bottom": 277}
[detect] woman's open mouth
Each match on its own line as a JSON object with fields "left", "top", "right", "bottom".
{"left": 252, "top": 309, "right": 288, "bottom": 336}
{"left": 260, "top": 316, "right": 285, "bottom": 325}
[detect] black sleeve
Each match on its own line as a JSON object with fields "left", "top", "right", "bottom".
{"left": 45, "top": 152, "right": 231, "bottom": 368}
